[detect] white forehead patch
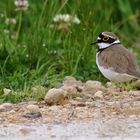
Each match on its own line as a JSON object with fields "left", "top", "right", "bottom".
{"left": 102, "top": 32, "right": 116, "bottom": 39}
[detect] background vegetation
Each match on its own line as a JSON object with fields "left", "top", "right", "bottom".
{"left": 0, "top": 0, "right": 140, "bottom": 102}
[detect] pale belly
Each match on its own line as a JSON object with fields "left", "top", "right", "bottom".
{"left": 96, "top": 54, "right": 135, "bottom": 82}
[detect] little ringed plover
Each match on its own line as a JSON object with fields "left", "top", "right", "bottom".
{"left": 91, "top": 32, "right": 140, "bottom": 82}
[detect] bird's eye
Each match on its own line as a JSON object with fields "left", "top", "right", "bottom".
{"left": 102, "top": 36, "right": 109, "bottom": 41}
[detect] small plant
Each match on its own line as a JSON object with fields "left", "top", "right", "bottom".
{"left": 14, "top": 0, "right": 29, "bottom": 11}
{"left": 52, "top": 14, "right": 80, "bottom": 31}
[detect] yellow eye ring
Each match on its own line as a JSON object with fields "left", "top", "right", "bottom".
{"left": 103, "top": 36, "right": 109, "bottom": 41}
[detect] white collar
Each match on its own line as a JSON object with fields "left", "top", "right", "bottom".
{"left": 97, "top": 39, "right": 120, "bottom": 49}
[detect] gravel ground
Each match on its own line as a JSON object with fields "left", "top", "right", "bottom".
{"left": 0, "top": 77, "right": 140, "bottom": 140}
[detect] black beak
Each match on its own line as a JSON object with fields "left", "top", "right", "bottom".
{"left": 90, "top": 40, "right": 98, "bottom": 45}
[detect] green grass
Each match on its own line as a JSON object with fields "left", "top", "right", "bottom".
{"left": 0, "top": 0, "right": 140, "bottom": 102}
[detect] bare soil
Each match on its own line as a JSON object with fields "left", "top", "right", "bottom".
{"left": 0, "top": 88, "right": 140, "bottom": 140}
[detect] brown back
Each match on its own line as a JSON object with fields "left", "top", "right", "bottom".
{"left": 98, "top": 44, "right": 140, "bottom": 78}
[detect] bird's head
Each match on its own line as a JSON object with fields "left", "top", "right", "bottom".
{"left": 91, "top": 32, "right": 120, "bottom": 49}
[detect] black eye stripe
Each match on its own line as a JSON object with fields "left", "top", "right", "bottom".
{"left": 98, "top": 33, "right": 116, "bottom": 43}
{"left": 99, "top": 33, "right": 103, "bottom": 38}
{"left": 98, "top": 37, "right": 115, "bottom": 43}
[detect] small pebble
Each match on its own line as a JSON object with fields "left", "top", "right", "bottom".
{"left": 0, "top": 106, "right": 5, "bottom": 112}
{"left": 83, "top": 80, "right": 104, "bottom": 94}
{"left": 49, "top": 105, "right": 60, "bottom": 112}
{"left": 94, "top": 91, "right": 103, "bottom": 98}
{"left": 61, "top": 85, "right": 77, "bottom": 96}
{"left": 0, "top": 103, "right": 13, "bottom": 112}
{"left": 23, "top": 104, "right": 42, "bottom": 118}
{"left": 23, "top": 112, "right": 42, "bottom": 119}
{"left": 85, "top": 101, "right": 95, "bottom": 107}
{"left": 26, "top": 104, "right": 40, "bottom": 113}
